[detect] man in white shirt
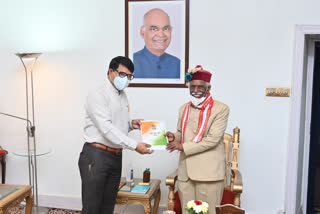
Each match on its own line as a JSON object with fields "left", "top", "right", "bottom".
{"left": 78, "top": 56, "right": 153, "bottom": 214}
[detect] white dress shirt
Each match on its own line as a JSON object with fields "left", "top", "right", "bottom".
{"left": 83, "top": 77, "right": 137, "bottom": 150}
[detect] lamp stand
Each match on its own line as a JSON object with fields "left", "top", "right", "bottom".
{"left": 16, "top": 53, "right": 48, "bottom": 214}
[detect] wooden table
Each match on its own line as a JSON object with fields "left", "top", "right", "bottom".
{"left": 0, "top": 184, "right": 33, "bottom": 214}
{"left": 116, "top": 179, "right": 161, "bottom": 214}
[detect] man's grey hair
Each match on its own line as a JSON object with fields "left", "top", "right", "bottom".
{"left": 142, "top": 8, "right": 170, "bottom": 28}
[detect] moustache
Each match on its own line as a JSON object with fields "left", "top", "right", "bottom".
{"left": 191, "top": 92, "right": 203, "bottom": 96}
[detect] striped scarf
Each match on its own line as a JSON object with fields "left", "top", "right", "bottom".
{"left": 181, "top": 93, "right": 214, "bottom": 143}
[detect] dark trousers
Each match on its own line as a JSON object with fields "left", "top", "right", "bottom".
{"left": 78, "top": 143, "right": 122, "bottom": 214}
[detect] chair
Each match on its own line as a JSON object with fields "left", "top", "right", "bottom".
{"left": 166, "top": 127, "right": 243, "bottom": 211}
{"left": 0, "top": 146, "right": 7, "bottom": 184}
{"left": 216, "top": 204, "right": 245, "bottom": 214}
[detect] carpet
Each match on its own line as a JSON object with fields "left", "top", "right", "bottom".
{"left": 6, "top": 207, "right": 81, "bottom": 214}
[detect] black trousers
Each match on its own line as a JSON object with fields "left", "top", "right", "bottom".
{"left": 78, "top": 143, "right": 122, "bottom": 214}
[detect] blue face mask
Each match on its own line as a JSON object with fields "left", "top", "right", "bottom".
{"left": 114, "top": 76, "right": 130, "bottom": 91}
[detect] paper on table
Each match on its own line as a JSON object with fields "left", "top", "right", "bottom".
{"left": 120, "top": 185, "right": 131, "bottom": 192}
{"left": 140, "top": 120, "right": 168, "bottom": 150}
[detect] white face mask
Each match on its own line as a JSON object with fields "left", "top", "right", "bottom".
{"left": 189, "top": 88, "right": 208, "bottom": 106}
{"left": 114, "top": 76, "right": 130, "bottom": 91}
{"left": 190, "top": 95, "right": 206, "bottom": 106}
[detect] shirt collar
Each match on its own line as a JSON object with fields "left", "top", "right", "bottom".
{"left": 142, "top": 46, "right": 167, "bottom": 63}
{"left": 105, "top": 76, "right": 121, "bottom": 95}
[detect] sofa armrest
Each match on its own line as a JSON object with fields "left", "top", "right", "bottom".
{"left": 166, "top": 170, "right": 178, "bottom": 210}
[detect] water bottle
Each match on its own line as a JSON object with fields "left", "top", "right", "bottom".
{"left": 130, "top": 169, "right": 134, "bottom": 181}
{"left": 127, "top": 163, "right": 134, "bottom": 182}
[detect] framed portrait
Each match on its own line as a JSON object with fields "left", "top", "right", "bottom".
{"left": 125, "top": 0, "right": 189, "bottom": 87}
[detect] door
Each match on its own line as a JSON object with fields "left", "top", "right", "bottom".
{"left": 307, "top": 41, "right": 320, "bottom": 214}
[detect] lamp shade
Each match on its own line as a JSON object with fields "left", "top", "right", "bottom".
{"left": 16, "top": 53, "right": 41, "bottom": 60}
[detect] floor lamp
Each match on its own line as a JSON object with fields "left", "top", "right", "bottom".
{"left": 15, "top": 53, "right": 47, "bottom": 214}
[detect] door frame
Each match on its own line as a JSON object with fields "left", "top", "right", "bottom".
{"left": 286, "top": 25, "right": 320, "bottom": 214}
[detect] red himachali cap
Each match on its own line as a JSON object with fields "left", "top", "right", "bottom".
{"left": 190, "top": 65, "right": 212, "bottom": 83}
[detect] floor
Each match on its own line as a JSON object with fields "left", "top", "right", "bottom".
{"left": 8, "top": 204, "right": 166, "bottom": 214}
{"left": 114, "top": 204, "right": 166, "bottom": 214}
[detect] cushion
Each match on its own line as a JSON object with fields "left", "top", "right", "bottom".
{"left": 173, "top": 191, "right": 182, "bottom": 214}
{"left": 221, "top": 189, "right": 235, "bottom": 205}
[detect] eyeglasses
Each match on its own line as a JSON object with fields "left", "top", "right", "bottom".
{"left": 114, "top": 70, "right": 134, "bottom": 80}
{"left": 147, "top": 25, "right": 172, "bottom": 33}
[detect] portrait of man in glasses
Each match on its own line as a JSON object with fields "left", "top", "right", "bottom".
{"left": 133, "top": 8, "right": 180, "bottom": 79}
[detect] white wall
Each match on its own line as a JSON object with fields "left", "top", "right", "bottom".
{"left": 1, "top": 0, "right": 320, "bottom": 213}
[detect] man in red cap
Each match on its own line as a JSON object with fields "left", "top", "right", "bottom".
{"left": 166, "top": 65, "right": 229, "bottom": 214}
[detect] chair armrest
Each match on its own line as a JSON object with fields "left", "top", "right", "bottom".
{"left": 166, "top": 170, "right": 178, "bottom": 210}
{"left": 230, "top": 169, "right": 243, "bottom": 207}
{"left": 231, "top": 169, "right": 243, "bottom": 193}
{"left": 166, "top": 170, "right": 178, "bottom": 187}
